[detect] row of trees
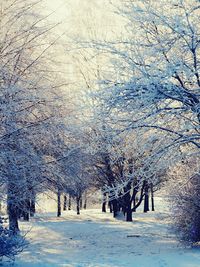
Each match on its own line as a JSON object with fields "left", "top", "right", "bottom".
{"left": 1, "top": 1, "right": 200, "bottom": 262}
{"left": 80, "top": 0, "right": 200, "bottom": 244}
{"left": 0, "top": 1, "right": 94, "bottom": 261}
{"left": 0, "top": 0, "right": 66, "bottom": 232}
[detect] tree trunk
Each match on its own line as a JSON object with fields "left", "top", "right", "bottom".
{"left": 7, "top": 203, "right": 19, "bottom": 233}
{"left": 57, "top": 189, "right": 61, "bottom": 217}
{"left": 68, "top": 194, "right": 71, "bottom": 210}
{"left": 108, "top": 201, "right": 113, "bottom": 213}
{"left": 133, "top": 194, "right": 136, "bottom": 212}
{"left": 144, "top": 181, "right": 149, "bottom": 213}
{"left": 63, "top": 195, "right": 67, "bottom": 211}
{"left": 83, "top": 192, "right": 87, "bottom": 209}
{"left": 102, "top": 202, "right": 106, "bottom": 212}
{"left": 126, "top": 202, "right": 132, "bottom": 222}
{"left": 132, "top": 180, "right": 146, "bottom": 212}
{"left": 23, "top": 199, "right": 30, "bottom": 221}
{"left": 76, "top": 197, "right": 80, "bottom": 215}
{"left": 80, "top": 195, "right": 83, "bottom": 209}
{"left": 30, "top": 192, "right": 36, "bottom": 217}
{"left": 151, "top": 183, "right": 155, "bottom": 211}
{"left": 132, "top": 187, "right": 138, "bottom": 212}
{"left": 112, "top": 199, "right": 118, "bottom": 217}
{"left": 7, "top": 181, "right": 19, "bottom": 233}
{"left": 123, "top": 181, "right": 133, "bottom": 220}
{"left": 102, "top": 192, "right": 107, "bottom": 212}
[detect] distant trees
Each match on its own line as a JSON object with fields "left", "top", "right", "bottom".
{"left": 40, "top": 120, "right": 95, "bottom": 217}
{"left": 63, "top": 146, "right": 93, "bottom": 215}
{"left": 85, "top": 110, "right": 168, "bottom": 221}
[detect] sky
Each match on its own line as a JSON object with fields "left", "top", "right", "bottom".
{"left": 41, "top": 0, "right": 127, "bottom": 103}
{"left": 43, "top": 0, "right": 124, "bottom": 38}
{"left": 40, "top": 1, "right": 122, "bottom": 87}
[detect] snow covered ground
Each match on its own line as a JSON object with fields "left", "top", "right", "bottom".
{"left": 6, "top": 197, "right": 200, "bottom": 267}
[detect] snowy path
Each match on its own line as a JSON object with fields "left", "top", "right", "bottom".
{"left": 12, "top": 209, "right": 200, "bottom": 267}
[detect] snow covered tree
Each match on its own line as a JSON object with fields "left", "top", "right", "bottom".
{"left": 168, "top": 155, "right": 200, "bottom": 244}
{"left": 79, "top": 0, "right": 200, "bottom": 227}
{"left": 93, "top": 0, "right": 199, "bottom": 149}
{"left": 0, "top": 0, "right": 70, "bottom": 232}
{"left": 85, "top": 105, "right": 169, "bottom": 221}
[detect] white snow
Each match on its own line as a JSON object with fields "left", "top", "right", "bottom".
{"left": 10, "top": 197, "right": 200, "bottom": 267}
